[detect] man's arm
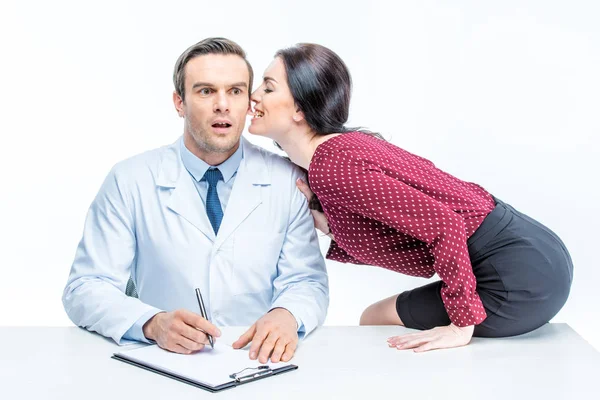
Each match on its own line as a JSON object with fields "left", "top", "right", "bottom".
{"left": 268, "top": 168, "right": 330, "bottom": 337}
{"left": 62, "top": 166, "right": 162, "bottom": 344}
{"left": 233, "top": 167, "right": 329, "bottom": 363}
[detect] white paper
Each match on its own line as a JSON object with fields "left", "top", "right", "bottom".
{"left": 114, "top": 327, "right": 293, "bottom": 388}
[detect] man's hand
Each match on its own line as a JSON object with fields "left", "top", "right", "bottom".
{"left": 142, "top": 309, "right": 221, "bottom": 354}
{"left": 232, "top": 308, "right": 299, "bottom": 364}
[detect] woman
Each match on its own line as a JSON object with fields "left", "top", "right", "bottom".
{"left": 248, "top": 43, "right": 573, "bottom": 352}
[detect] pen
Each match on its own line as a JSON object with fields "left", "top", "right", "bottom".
{"left": 195, "top": 288, "right": 214, "bottom": 349}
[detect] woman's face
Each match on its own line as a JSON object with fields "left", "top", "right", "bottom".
{"left": 248, "top": 57, "right": 300, "bottom": 140}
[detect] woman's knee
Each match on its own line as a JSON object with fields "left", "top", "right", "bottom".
{"left": 359, "top": 294, "right": 404, "bottom": 326}
{"left": 474, "top": 289, "right": 571, "bottom": 338}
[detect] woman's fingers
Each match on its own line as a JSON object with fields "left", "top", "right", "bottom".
{"left": 387, "top": 332, "right": 423, "bottom": 346}
{"left": 296, "top": 178, "right": 313, "bottom": 200}
{"left": 414, "top": 339, "right": 446, "bottom": 353}
{"left": 395, "top": 333, "right": 437, "bottom": 349}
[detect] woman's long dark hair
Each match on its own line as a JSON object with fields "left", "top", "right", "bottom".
{"left": 275, "top": 43, "right": 385, "bottom": 212}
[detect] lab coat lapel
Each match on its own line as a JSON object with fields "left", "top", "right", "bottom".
{"left": 214, "top": 137, "right": 270, "bottom": 250}
{"left": 157, "top": 139, "right": 215, "bottom": 242}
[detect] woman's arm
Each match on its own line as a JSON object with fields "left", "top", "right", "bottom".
{"left": 313, "top": 155, "right": 487, "bottom": 328}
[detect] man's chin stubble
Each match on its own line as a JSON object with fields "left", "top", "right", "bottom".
{"left": 193, "top": 134, "right": 240, "bottom": 154}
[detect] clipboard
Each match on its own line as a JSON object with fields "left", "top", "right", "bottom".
{"left": 112, "top": 341, "right": 298, "bottom": 393}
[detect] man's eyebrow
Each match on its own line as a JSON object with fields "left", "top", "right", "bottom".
{"left": 191, "top": 82, "right": 248, "bottom": 89}
{"left": 192, "top": 82, "right": 214, "bottom": 89}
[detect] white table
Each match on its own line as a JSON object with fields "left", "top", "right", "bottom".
{"left": 1, "top": 324, "right": 598, "bottom": 399}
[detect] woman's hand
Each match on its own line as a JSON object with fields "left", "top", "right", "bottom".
{"left": 387, "top": 324, "right": 474, "bottom": 352}
{"left": 296, "top": 178, "right": 331, "bottom": 236}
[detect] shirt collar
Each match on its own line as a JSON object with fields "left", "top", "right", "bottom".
{"left": 179, "top": 136, "right": 243, "bottom": 183}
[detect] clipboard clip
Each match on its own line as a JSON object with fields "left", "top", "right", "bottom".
{"left": 229, "top": 365, "right": 273, "bottom": 383}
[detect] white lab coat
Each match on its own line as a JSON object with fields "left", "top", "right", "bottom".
{"left": 62, "top": 136, "right": 329, "bottom": 344}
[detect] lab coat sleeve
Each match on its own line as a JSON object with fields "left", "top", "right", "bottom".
{"left": 62, "top": 165, "right": 162, "bottom": 344}
{"left": 270, "top": 168, "right": 330, "bottom": 338}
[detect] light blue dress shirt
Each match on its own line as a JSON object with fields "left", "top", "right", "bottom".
{"left": 179, "top": 137, "right": 243, "bottom": 212}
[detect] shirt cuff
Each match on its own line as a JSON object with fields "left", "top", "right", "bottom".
{"left": 326, "top": 240, "right": 362, "bottom": 264}
{"left": 122, "top": 309, "right": 161, "bottom": 343}
{"left": 444, "top": 296, "right": 487, "bottom": 327}
{"left": 296, "top": 318, "right": 306, "bottom": 340}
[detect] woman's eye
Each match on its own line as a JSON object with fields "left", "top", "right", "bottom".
{"left": 264, "top": 88, "right": 273, "bottom": 93}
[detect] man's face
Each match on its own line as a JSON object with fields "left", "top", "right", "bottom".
{"left": 174, "top": 54, "right": 250, "bottom": 160}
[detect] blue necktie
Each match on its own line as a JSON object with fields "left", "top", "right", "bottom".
{"left": 204, "top": 168, "right": 224, "bottom": 234}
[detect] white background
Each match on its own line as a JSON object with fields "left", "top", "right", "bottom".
{"left": 1, "top": 0, "right": 598, "bottom": 350}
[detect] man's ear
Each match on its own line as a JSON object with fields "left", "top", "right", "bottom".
{"left": 173, "top": 91, "right": 185, "bottom": 117}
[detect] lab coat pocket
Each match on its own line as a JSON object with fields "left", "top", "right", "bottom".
{"left": 232, "top": 231, "right": 285, "bottom": 295}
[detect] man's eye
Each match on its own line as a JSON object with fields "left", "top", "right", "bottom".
{"left": 232, "top": 88, "right": 242, "bottom": 95}
{"left": 199, "top": 88, "right": 211, "bottom": 95}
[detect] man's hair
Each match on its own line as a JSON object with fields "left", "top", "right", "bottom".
{"left": 173, "top": 37, "right": 254, "bottom": 102}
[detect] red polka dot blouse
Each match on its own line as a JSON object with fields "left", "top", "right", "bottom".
{"left": 308, "top": 132, "right": 495, "bottom": 327}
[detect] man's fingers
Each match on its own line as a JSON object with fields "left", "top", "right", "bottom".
{"left": 178, "top": 309, "right": 221, "bottom": 337}
{"left": 165, "top": 343, "right": 193, "bottom": 355}
{"left": 177, "top": 322, "right": 208, "bottom": 343}
{"left": 181, "top": 326, "right": 214, "bottom": 350}
{"left": 232, "top": 324, "right": 256, "bottom": 349}
{"left": 257, "top": 332, "right": 278, "bottom": 364}
{"left": 270, "top": 338, "right": 288, "bottom": 363}
{"left": 177, "top": 334, "right": 206, "bottom": 352}
{"left": 248, "top": 327, "right": 269, "bottom": 360}
{"left": 281, "top": 341, "right": 296, "bottom": 362}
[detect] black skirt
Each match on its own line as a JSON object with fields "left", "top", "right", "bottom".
{"left": 395, "top": 196, "right": 574, "bottom": 337}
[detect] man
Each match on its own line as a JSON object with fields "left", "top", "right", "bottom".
{"left": 62, "top": 38, "right": 329, "bottom": 364}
